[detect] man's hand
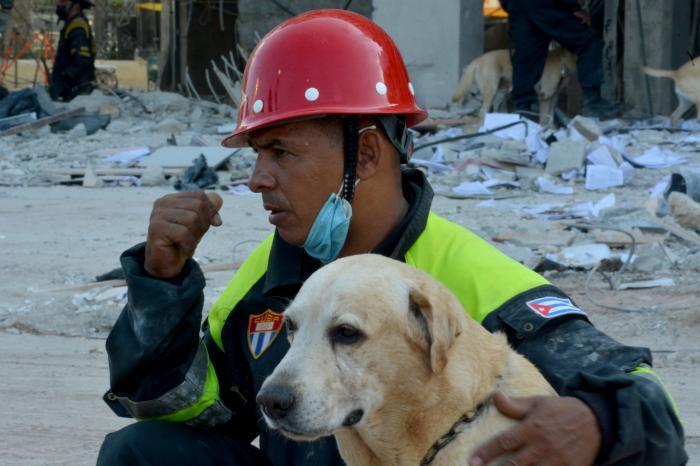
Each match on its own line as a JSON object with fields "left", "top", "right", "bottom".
{"left": 573, "top": 9, "right": 591, "bottom": 26}
{"left": 469, "top": 392, "right": 600, "bottom": 466}
{"left": 144, "top": 191, "right": 223, "bottom": 278}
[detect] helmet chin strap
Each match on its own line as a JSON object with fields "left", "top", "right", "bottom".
{"left": 342, "top": 116, "right": 359, "bottom": 203}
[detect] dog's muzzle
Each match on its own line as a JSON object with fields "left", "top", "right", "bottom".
{"left": 257, "top": 384, "right": 296, "bottom": 421}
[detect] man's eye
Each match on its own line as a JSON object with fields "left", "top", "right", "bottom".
{"left": 274, "top": 148, "right": 290, "bottom": 159}
{"left": 330, "top": 325, "right": 364, "bottom": 345}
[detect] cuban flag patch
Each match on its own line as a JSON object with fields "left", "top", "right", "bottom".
{"left": 526, "top": 297, "right": 586, "bottom": 319}
{"left": 247, "top": 309, "right": 284, "bottom": 359}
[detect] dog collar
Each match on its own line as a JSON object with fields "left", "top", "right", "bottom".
{"left": 419, "top": 399, "right": 490, "bottom": 465}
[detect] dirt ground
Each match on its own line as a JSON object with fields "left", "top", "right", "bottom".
{"left": 0, "top": 186, "right": 698, "bottom": 465}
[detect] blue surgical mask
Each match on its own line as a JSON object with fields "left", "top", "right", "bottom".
{"left": 303, "top": 185, "right": 353, "bottom": 263}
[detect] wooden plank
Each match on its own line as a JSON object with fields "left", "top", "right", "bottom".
{"left": 140, "top": 146, "right": 236, "bottom": 169}
{"left": 45, "top": 167, "right": 185, "bottom": 176}
{"left": 0, "top": 107, "right": 85, "bottom": 137}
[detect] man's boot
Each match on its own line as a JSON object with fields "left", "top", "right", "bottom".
{"left": 581, "top": 86, "right": 623, "bottom": 119}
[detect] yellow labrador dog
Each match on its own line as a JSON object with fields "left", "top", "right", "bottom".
{"left": 643, "top": 59, "right": 700, "bottom": 124}
{"left": 451, "top": 48, "right": 576, "bottom": 125}
{"left": 257, "top": 254, "right": 555, "bottom": 466}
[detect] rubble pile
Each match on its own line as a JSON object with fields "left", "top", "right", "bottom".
{"left": 0, "top": 88, "right": 254, "bottom": 189}
{"left": 410, "top": 112, "right": 700, "bottom": 306}
{"left": 1, "top": 85, "right": 700, "bottom": 320}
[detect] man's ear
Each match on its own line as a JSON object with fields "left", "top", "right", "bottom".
{"left": 408, "top": 284, "right": 462, "bottom": 374}
{"left": 356, "top": 128, "right": 383, "bottom": 181}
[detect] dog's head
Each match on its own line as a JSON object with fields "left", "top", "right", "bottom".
{"left": 256, "top": 254, "right": 465, "bottom": 441}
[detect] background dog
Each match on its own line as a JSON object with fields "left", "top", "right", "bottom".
{"left": 642, "top": 59, "right": 700, "bottom": 124}
{"left": 451, "top": 48, "right": 576, "bottom": 125}
{"left": 257, "top": 254, "right": 555, "bottom": 466}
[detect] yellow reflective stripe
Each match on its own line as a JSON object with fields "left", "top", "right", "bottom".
{"left": 405, "top": 212, "right": 550, "bottom": 323}
{"left": 208, "top": 234, "right": 274, "bottom": 350}
{"left": 630, "top": 366, "right": 680, "bottom": 416}
{"left": 65, "top": 18, "right": 89, "bottom": 37}
{"left": 151, "top": 357, "right": 219, "bottom": 423}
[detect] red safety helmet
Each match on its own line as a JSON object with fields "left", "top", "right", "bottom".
{"left": 222, "top": 9, "right": 427, "bottom": 149}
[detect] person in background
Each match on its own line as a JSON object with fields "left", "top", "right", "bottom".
{"left": 49, "top": 0, "right": 96, "bottom": 101}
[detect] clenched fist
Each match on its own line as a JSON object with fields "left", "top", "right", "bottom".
{"left": 144, "top": 191, "right": 224, "bottom": 278}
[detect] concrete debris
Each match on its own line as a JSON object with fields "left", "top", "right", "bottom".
{"left": 553, "top": 243, "right": 611, "bottom": 269}
{"left": 139, "top": 164, "right": 167, "bottom": 187}
{"left": 154, "top": 117, "right": 187, "bottom": 134}
{"left": 570, "top": 116, "right": 602, "bottom": 142}
{"left": 546, "top": 140, "right": 586, "bottom": 176}
{"left": 629, "top": 242, "right": 671, "bottom": 273}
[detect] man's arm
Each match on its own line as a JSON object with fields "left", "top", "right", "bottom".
{"left": 104, "top": 192, "right": 258, "bottom": 436}
{"left": 104, "top": 244, "right": 235, "bottom": 427}
{"left": 478, "top": 286, "right": 687, "bottom": 465}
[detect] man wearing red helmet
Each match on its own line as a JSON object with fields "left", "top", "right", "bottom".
{"left": 97, "top": 9, "right": 685, "bottom": 466}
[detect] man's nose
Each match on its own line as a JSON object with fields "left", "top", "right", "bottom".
{"left": 256, "top": 384, "right": 296, "bottom": 420}
{"left": 248, "top": 157, "right": 276, "bottom": 193}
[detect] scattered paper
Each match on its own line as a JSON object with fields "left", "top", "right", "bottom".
{"left": 225, "top": 184, "right": 257, "bottom": 195}
{"left": 217, "top": 123, "right": 236, "bottom": 134}
{"left": 572, "top": 193, "right": 616, "bottom": 218}
{"left": 587, "top": 146, "right": 618, "bottom": 168}
{"left": 632, "top": 146, "right": 685, "bottom": 168}
{"left": 598, "top": 135, "right": 627, "bottom": 156}
{"left": 585, "top": 165, "right": 624, "bottom": 190}
{"left": 618, "top": 278, "right": 675, "bottom": 290}
{"left": 452, "top": 181, "right": 493, "bottom": 196}
{"left": 554, "top": 243, "right": 611, "bottom": 268}
{"left": 537, "top": 176, "right": 574, "bottom": 195}
{"left": 620, "top": 162, "right": 635, "bottom": 182}
{"left": 480, "top": 113, "right": 526, "bottom": 140}
{"left": 103, "top": 147, "right": 150, "bottom": 164}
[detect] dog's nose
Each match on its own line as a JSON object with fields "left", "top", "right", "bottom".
{"left": 256, "top": 384, "right": 296, "bottom": 420}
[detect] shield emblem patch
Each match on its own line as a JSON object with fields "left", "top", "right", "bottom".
{"left": 247, "top": 309, "right": 284, "bottom": 359}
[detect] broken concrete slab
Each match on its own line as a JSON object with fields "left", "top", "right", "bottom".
{"left": 546, "top": 140, "right": 586, "bottom": 176}
{"left": 480, "top": 146, "right": 530, "bottom": 166}
{"left": 154, "top": 117, "right": 186, "bottom": 134}
{"left": 629, "top": 242, "right": 671, "bottom": 273}
{"left": 139, "top": 164, "right": 167, "bottom": 187}
{"left": 570, "top": 115, "right": 602, "bottom": 142}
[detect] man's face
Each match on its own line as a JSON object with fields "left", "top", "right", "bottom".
{"left": 248, "top": 118, "right": 344, "bottom": 246}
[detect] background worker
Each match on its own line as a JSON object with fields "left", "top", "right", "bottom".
{"left": 501, "top": 0, "right": 622, "bottom": 119}
{"left": 49, "top": 0, "right": 96, "bottom": 101}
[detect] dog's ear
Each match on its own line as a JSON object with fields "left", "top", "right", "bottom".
{"left": 409, "top": 285, "right": 461, "bottom": 374}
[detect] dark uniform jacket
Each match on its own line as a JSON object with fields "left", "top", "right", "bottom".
{"left": 50, "top": 13, "right": 95, "bottom": 101}
{"left": 104, "top": 170, "right": 687, "bottom": 465}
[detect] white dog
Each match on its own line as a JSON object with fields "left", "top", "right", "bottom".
{"left": 257, "top": 254, "right": 555, "bottom": 465}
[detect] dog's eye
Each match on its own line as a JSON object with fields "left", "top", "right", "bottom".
{"left": 331, "top": 324, "right": 364, "bottom": 345}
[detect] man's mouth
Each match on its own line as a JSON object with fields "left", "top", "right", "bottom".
{"left": 264, "top": 203, "right": 288, "bottom": 225}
